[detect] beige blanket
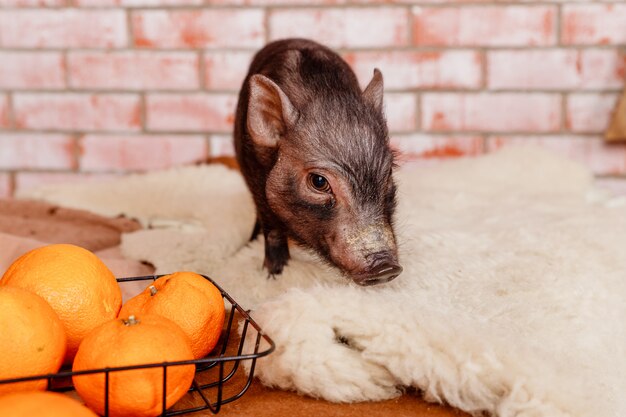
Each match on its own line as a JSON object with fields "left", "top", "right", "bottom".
{"left": 2, "top": 193, "right": 462, "bottom": 417}
{"left": 17, "top": 147, "right": 626, "bottom": 417}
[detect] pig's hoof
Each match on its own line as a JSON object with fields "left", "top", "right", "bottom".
{"left": 249, "top": 220, "right": 262, "bottom": 241}
{"left": 263, "top": 258, "right": 286, "bottom": 277}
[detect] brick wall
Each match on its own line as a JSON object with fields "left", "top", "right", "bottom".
{"left": 0, "top": 1, "right": 625, "bottom": 197}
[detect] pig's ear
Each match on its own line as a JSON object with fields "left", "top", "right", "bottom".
{"left": 362, "top": 68, "right": 384, "bottom": 113}
{"left": 247, "top": 74, "right": 298, "bottom": 148}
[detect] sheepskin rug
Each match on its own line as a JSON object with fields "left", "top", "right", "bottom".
{"left": 20, "top": 147, "right": 626, "bottom": 417}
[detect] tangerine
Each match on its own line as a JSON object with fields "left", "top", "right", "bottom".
{"left": 0, "top": 287, "right": 66, "bottom": 395}
{"left": 119, "top": 271, "right": 225, "bottom": 359}
{"left": 72, "top": 314, "right": 195, "bottom": 417}
{"left": 0, "top": 391, "right": 98, "bottom": 417}
{"left": 1, "top": 244, "right": 122, "bottom": 364}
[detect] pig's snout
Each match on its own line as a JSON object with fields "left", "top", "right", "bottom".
{"left": 352, "top": 251, "right": 403, "bottom": 286}
{"left": 328, "top": 224, "right": 402, "bottom": 286}
{"left": 366, "top": 261, "right": 403, "bottom": 285}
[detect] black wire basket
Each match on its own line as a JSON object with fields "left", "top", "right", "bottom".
{"left": 0, "top": 274, "right": 276, "bottom": 416}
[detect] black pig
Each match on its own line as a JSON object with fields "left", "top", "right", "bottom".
{"left": 234, "top": 38, "right": 402, "bottom": 286}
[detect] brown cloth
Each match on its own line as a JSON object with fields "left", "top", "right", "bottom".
{"left": 0, "top": 197, "right": 464, "bottom": 416}
{"left": 0, "top": 199, "right": 141, "bottom": 252}
{"left": 606, "top": 88, "right": 626, "bottom": 141}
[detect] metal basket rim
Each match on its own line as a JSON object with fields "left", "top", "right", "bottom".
{"left": 0, "top": 273, "right": 275, "bottom": 386}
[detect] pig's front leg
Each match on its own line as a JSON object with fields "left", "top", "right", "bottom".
{"left": 263, "top": 228, "right": 290, "bottom": 278}
{"left": 249, "top": 218, "right": 262, "bottom": 241}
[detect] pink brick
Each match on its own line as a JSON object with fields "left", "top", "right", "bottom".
{"left": 204, "top": 51, "right": 254, "bottom": 91}
{"left": 385, "top": 93, "right": 417, "bottom": 133}
{"left": 214, "top": 0, "right": 340, "bottom": 5}
{"left": 0, "top": 0, "right": 64, "bottom": 5}
{"left": 68, "top": 52, "right": 199, "bottom": 91}
{"left": 397, "top": 0, "right": 490, "bottom": 2}
{"left": 0, "top": 134, "right": 75, "bottom": 170}
{"left": 146, "top": 94, "right": 237, "bottom": 133}
{"left": 0, "top": 9, "right": 127, "bottom": 48}
{"left": 566, "top": 93, "right": 619, "bottom": 133}
{"left": 77, "top": 0, "right": 200, "bottom": 5}
{"left": 488, "top": 49, "right": 626, "bottom": 90}
{"left": 269, "top": 8, "right": 409, "bottom": 48}
{"left": 487, "top": 136, "right": 626, "bottom": 176}
{"left": 0, "top": 95, "right": 9, "bottom": 129}
{"left": 344, "top": 50, "right": 482, "bottom": 90}
{"left": 14, "top": 94, "right": 141, "bottom": 132}
{"left": 0, "top": 52, "right": 64, "bottom": 89}
{"left": 79, "top": 135, "right": 207, "bottom": 172}
{"left": 413, "top": 6, "right": 556, "bottom": 46}
{"left": 15, "top": 172, "right": 117, "bottom": 196}
{"left": 209, "top": 134, "right": 235, "bottom": 157}
{"left": 562, "top": 4, "right": 626, "bottom": 45}
{"left": 0, "top": 174, "right": 10, "bottom": 198}
{"left": 391, "top": 134, "right": 484, "bottom": 164}
{"left": 422, "top": 93, "right": 561, "bottom": 132}
{"left": 582, "top": 50, "right": 626, "bottom": 89}
{"left": 132, "top": 10, "right": 264, "bottom": 49}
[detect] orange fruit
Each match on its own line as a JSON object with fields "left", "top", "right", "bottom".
{"left": 120, "top": 271, "right": 225, "bottom": 359}
{"left": 1, "top": 244, "right": 122, "bottom": 364}
{"left": 0, "top": 287, "right": 66, "bottom": 396}
{"left": 73, "top": 314, "right": 195, "bottom": 417}
{"left": 0, "top": 391, "right": 97, "bottom": 417}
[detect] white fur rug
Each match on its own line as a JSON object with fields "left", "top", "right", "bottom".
{"left": 19, "top": 148, "right": 626, "bottom": 417}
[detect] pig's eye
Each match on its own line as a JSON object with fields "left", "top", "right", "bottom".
{"left": 308, "top": 174, "right": 331, "bottom": 193}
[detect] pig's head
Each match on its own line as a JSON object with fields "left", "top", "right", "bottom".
{"left": 246, "top": 69, "right": 402, "bottom": 286}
